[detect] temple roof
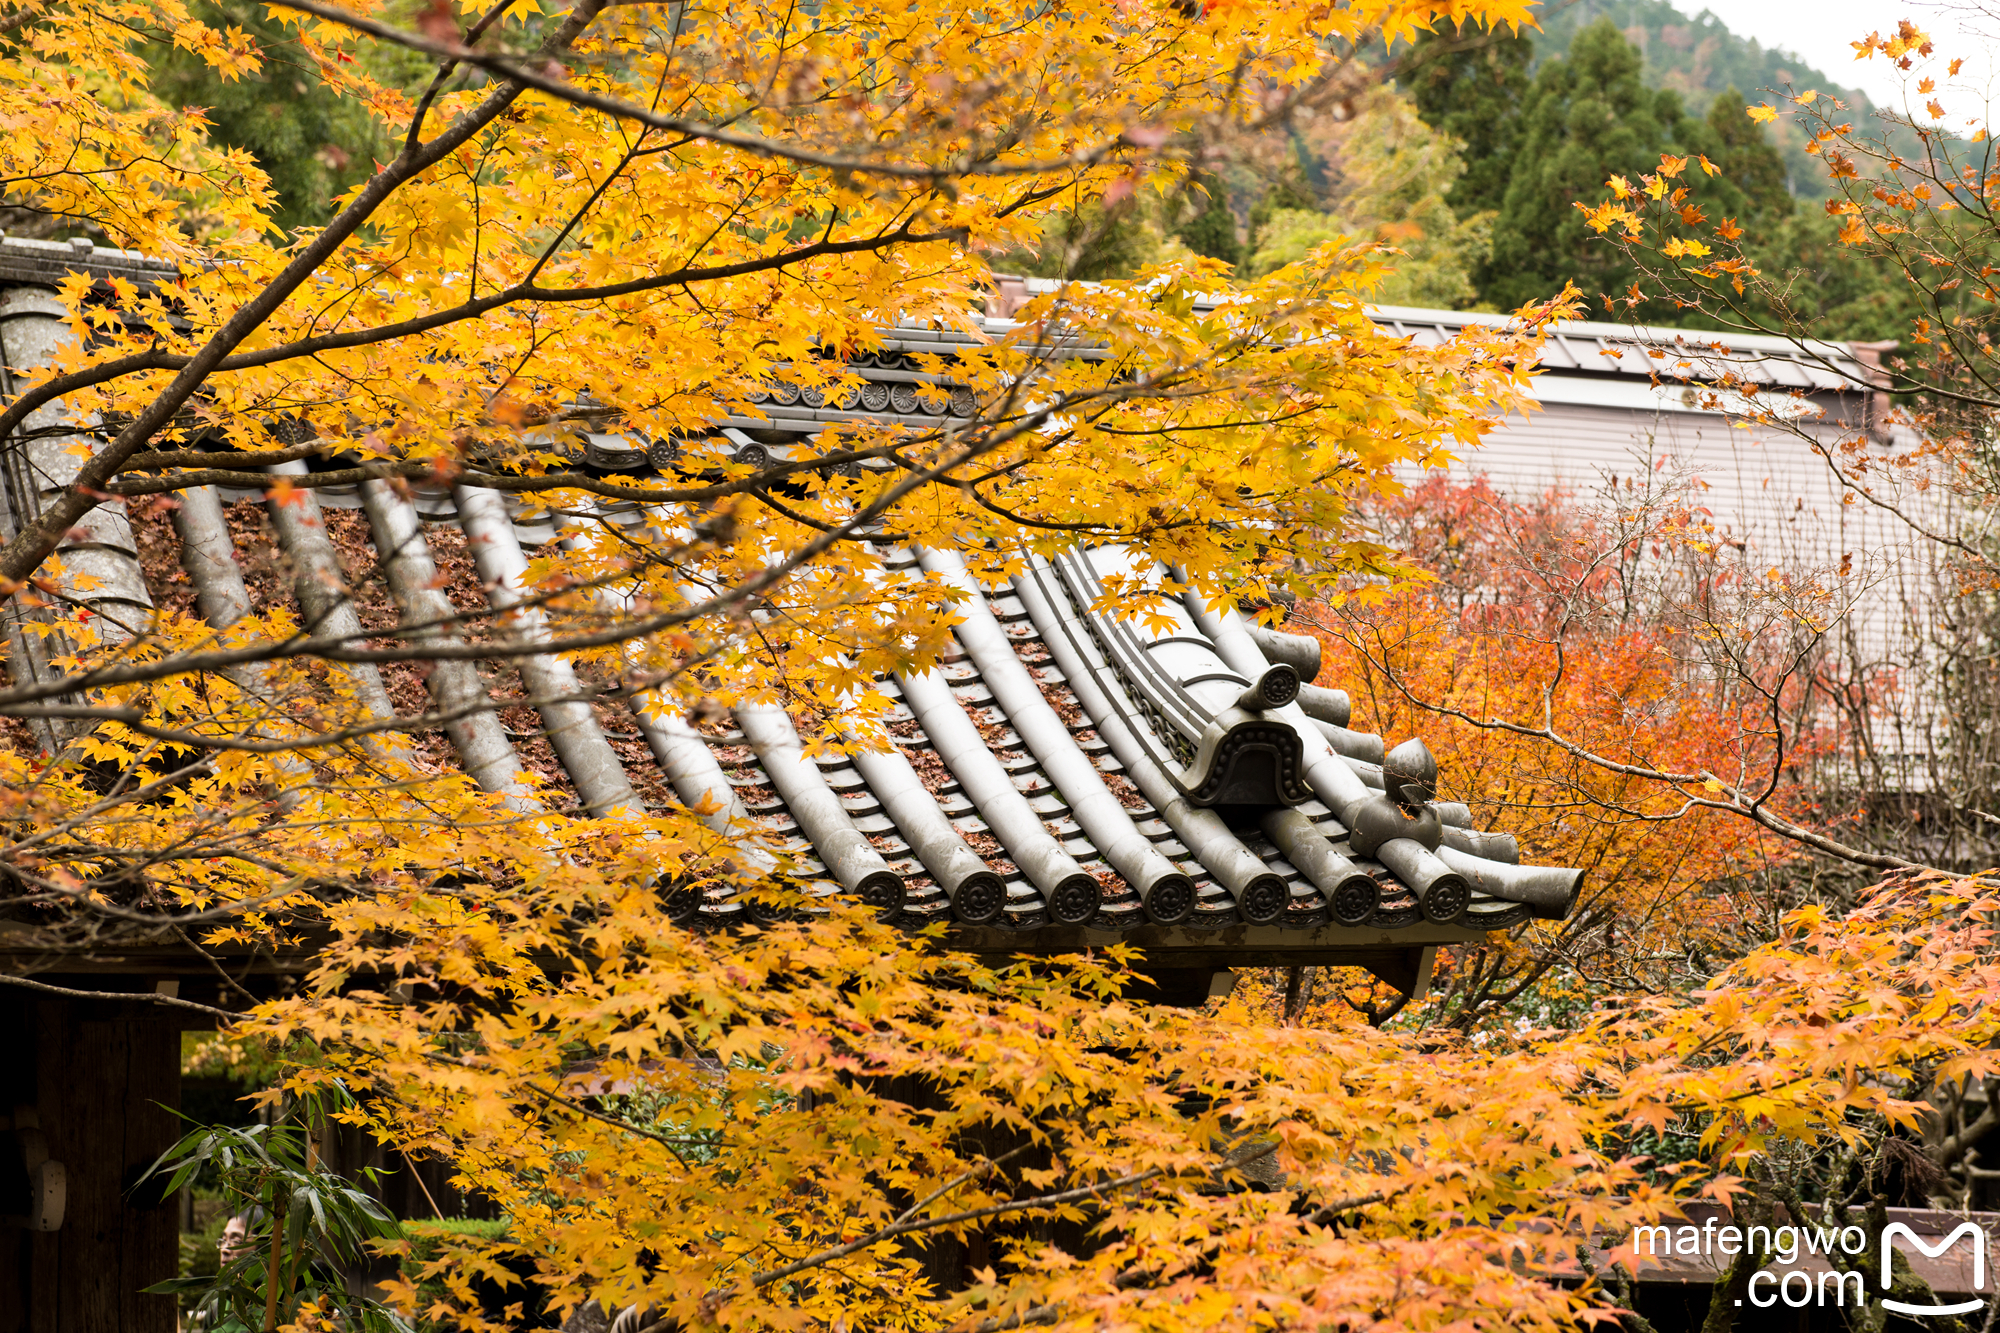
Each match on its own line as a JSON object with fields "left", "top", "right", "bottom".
{"left": 691, "top": 543, "right": 1586, "bottom": 940}
{"left": 141, "top": 477, "right": 1587, "bottom": 956}
{"left": 1366, "top": 303, "right": 1878, "bottom": 391}
{"left": 0, "top": 240, "right": 1587, "bottom": 985}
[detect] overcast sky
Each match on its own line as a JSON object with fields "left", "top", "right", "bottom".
{"left": 1635, "top": 0, "right": 1999, "bottom": 118}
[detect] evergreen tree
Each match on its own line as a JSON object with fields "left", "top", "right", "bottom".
{"left": 144, "top": 3, "right": 428, "bottom": 234}
{"left": 1531, "top": 0, "right": 1868, "bottom": 200}
{"left": 1405, "top": 21, "right": 1534, "bottom": 223}
{"left": 1175, "top": 173, "right": 1241, "bottom": 268}
{"left": 1483, "top": 19, "right": 1743, "bottom": 318}
{"left": 1706, "top": 87, "right": 1792, "bottom": 221}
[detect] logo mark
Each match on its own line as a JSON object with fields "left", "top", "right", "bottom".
{"left": 1881, "top": 1222, "right": 1987, "bottom": 1318}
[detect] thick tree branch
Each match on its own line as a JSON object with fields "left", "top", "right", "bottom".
{"left": 0, "top": 0, "right": 610, "bottom": 588}
{"left": 0, "top": 970, "right": 239, "bottom": 1020}
{"left": 272, "top": 0, "right": 1158, "bottom": 183}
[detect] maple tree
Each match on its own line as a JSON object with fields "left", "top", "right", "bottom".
{"left": 0, "top": 0, "right": 1565, "bottom": 950}
{"left": 251, "top": 859, "right": 2000, "bottom": 1333}
{"left": 1, "top": 0, "right": 1997, "bottom": 1329}
{"left": 1232, "top": 470, "right": 2000, "bottom": 1329}
{"left": 1285, "top": 474, "right": 1808, "bottom": 1031}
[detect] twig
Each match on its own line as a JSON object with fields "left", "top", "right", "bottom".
{"left": 748, "top": 1138, "right": 1281, "bottom": 1289}
{"left": 524, "top": 1081, "right": 697, "bottom": 1169}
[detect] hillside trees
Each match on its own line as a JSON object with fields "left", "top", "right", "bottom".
{"left": 1399, "top": 19, "right": 1876, "bottom": 322}
{"left": 1243, "top": 87, "right": 1490, "bottom": 308}
{"left": 1484, "top": 19, "right": 1747, "bottom": 315}
{"left": 1704, "top": 86, "right": 1791, "bottom": 221}
{"left": 1405, "top": 19, "right": 1533, "bottom": 224}
{"left": 1534, "top": 0, "right": 1882, "bottom": 204}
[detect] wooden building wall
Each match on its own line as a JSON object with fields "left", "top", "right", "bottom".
{"left": 0, "top": 995, "right": 181, "bottom": 1333}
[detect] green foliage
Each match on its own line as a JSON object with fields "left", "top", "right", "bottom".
{"left": 175, "top": 1203, "right": 230, "bottom": 1317}
{"left": 1175, "top": 173, "right": 1241, "bottom": 268}
{"left": 995, "top": 199, "right": 1160, "bottom": 281}
{"left": 402, "top": 1218, "right": 513, "bottom": 1317}
{"left": 1532, "top": 0, "right": 1867, "bottom": 200}
{"left": 1247, "top": 89, "right": 1489, "bottom": 308}
{"left": 1246, "top": 165, "right": 1320, "bottom": 256}
{"left": 1404, "top": 21, "right": 1534, "bottom": 222}
{"left": 141, "top": 2, "right": 421, "bottom": 235}
{"left": 1246, "top": 210, "right": 1347, "bottom": 279}
{"left": 1746, "top": 210, "right": 1935, "bottom": 341}
{"left": 404, "top": 1218, "right": 511, "bottom": 1242}
{"left": 1706, "top": 86, "right": 1792, "bottom": 220}
{"left": 1484, "top": 20, "right": 1742, "bottom": 316}
{"left": 182, "top": 1031, "right": 287, "bottom": 1088}
{"left": 141, "top": 1097, "right": 408, "bottom": 1333}
{"left": 1406, "top": 10, "right": 1887, "bottom": 318}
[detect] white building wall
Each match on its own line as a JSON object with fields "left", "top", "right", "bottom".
{"left": 1412, "top": 387, "right": 1957, "bottom": 774}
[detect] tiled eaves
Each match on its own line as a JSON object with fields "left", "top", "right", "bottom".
{"left": 0, "top": 236, "right": 176, "bottom": 292}
{"left": 110, "top": 474, "right": 1573, "bottom": 951}
{"left": 1024, "top": 548, "right": 1527, "bottom": 932}
{"left": 0, "top": 247, "right": 1584, "bottom": 959}
{"left": 1366, "top": 302, "right": 1877, "bottom": 394}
